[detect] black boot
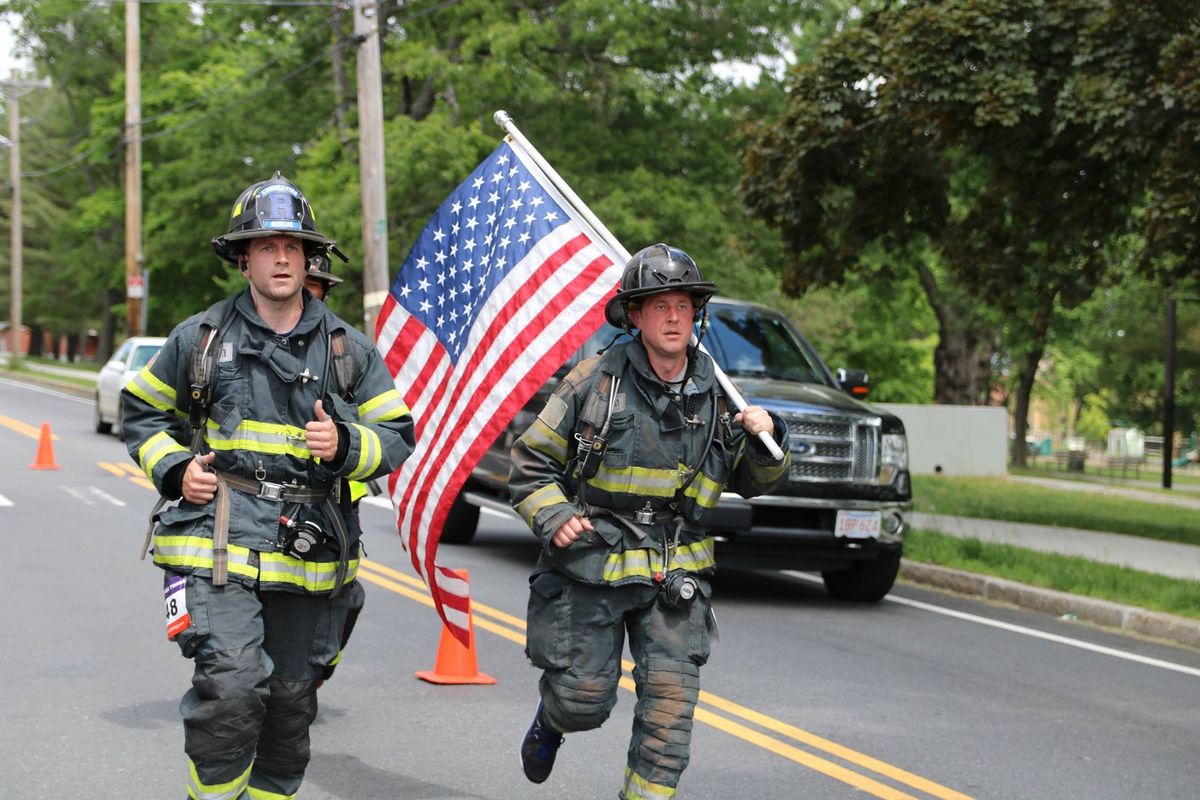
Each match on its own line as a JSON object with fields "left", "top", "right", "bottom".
{"left": 520, "top": 700, "right": 564, "bottom": 783}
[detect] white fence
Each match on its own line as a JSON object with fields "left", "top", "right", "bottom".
{"left": 876, "top": 403, "right": 1009, "bottom": 476}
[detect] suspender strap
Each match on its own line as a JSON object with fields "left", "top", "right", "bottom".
{"left": 211, "top": 476, "right": 232, "bottom": 585}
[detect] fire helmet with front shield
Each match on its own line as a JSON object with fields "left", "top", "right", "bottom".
{"left": 604, "top": 243, "right": 717, "bottom": 329}
{"left": 211, "top": 171, "right": 334, "bottom": 265}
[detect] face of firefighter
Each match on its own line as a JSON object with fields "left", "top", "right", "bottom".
{"left": 628, "top": 290, "right": 695, "bottom": 372}
{"left": 304, "top": 275, "right": 328, "bottom": 301}
{"left": 243, "top": 235, "right": 307, "bottom": 306}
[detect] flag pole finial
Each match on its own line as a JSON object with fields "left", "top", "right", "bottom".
{"left": 493, "top": 109, "right": 512, "bottom": 129}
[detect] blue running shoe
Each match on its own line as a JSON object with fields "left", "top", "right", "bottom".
{"left": 520, "top": 700, "right": 564, "bottom": 784}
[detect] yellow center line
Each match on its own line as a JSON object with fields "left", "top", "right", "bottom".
{"left": 0, "top": 414, "right": 59, "bottom": 440}
{"left": 99, "top": 461, "right": 127, "bottom": 477}
{"left": 691, "top": 706, "right": 920, "bottom": 800}
{"left": 357, "top": 559, "right": 971, "bottom": 799}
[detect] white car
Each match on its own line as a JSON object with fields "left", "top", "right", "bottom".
{"left": 94, "top": 336, "right": 167, "bottom": 436}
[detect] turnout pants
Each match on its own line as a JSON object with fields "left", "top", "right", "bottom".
{"left": 525, "top": 574, "right": 713, "bottom": 799}
{"left": 171, "top": 573, "right": 354, "bottom": 800}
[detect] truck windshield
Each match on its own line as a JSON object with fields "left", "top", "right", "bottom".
{"left": 562, "top": 301, "right": 832, "bottom": 386}
{"left": 705, "top": 304, "right": 830, "bottom": 385}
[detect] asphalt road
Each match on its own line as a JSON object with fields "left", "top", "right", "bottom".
{"left": 2, "top": 376, "right": 1199, "bottom": 800}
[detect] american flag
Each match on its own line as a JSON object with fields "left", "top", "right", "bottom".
{"left": 375, "top": 139, "right": 624, "bottom": 644}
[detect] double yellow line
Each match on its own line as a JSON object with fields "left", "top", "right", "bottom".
{"left": 357, "top": 558, "right": 973, "bottom": 800}
{"left": 99, "top": 460, "right": 156, "bottom": 491}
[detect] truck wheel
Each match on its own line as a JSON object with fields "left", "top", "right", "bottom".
{"left": 93, "top": 395, "right": 113, "bottom": 435}
{"left": 822, "top": 549, "right": 901, "bottom": 602}
{"left": 439, "top": 492, "right": 480, "bottom": 544}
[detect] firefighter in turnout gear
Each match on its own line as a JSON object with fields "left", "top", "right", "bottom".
{"left": 510, "top": 244, "right": 790, "bottom": 798}
{"left": 303, "top": 252, "right": 342, "bottom": 301}
{"left": 122, "top": 172, "right": 415, "bottom": 800}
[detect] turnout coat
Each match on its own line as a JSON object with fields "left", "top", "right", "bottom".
{"left": 122, "top": 289, "right": 415, "bottom": 595}
{"left": 509, "top": 338, "right": 790, "bottom": 587}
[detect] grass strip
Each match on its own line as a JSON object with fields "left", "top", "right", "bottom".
{"left": 905, "top": 528, "right": 1200, "bottom": 620}
{"left": 1, "top": 363, "right": 97, "bottom": 390}
{"left": 912, "top": 474, "right": 1200, "bottom": 547}
{"left": 1009, "top": 465, "right": 1200, "bottom": 489}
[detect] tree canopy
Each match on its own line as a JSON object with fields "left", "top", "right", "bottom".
{"left": 741, "top": 0, "right": 1199, "bottom": 455}
{"left": 1, "top": 0, "right": 809, "bottom": 351}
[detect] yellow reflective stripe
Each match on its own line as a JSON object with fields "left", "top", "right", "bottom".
{"left": 349, "top": 480, "right": 367, "bottom": 502}
{"left": 247, "top": 785, "right": 296, "bottom": 800}
{"left": 206, "top": 418, "right": 311, "bottom": 458}
{"left": 517, "top": 483, "right": 570, "bottom": 528}
{"left": 590, "top": 464, "right": 678, "bottom": 496}
{"left": 188, "top": 758, "right": 250, "bottom": 800}
{"left": 152, "top": 536, "right": 258, "bottom": 580}
{"left": 151, "top": 536, "right": 356, "bottom": 593}
{"left": 601, "top": 539, "right": 715, "bottom": 583}
{"left": 756, "top": 453, "right": 790, "bottom": 483}
{"left": 126, "top": 366, "right": 180, "bottom": 415}
{"left": 259, "top": 552, "right": 359, "bottom": 593}
{"left": 622, "top": 767, "right": 677, "bottom": 799}
{"left": 347, "top": 423, "right": 382, "bottom": 480}
{"left": 359, "top": 389, "right": 410, "bottom": 423}
{"left": 138, "top": 431, "right": 189, "bottom": 479}
{"left": 522, "top": 418, "right": 569, "bottom": 462}
{"left": 682, "top": 469, "right": 723, "bottom": 509}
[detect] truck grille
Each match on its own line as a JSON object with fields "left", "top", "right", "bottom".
{"left": 782, "top": 413, "right": 879, "bottom": 483}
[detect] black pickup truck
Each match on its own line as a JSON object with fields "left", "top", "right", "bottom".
{"left": 443, "top": 297, "right": 913, "bottom": 601}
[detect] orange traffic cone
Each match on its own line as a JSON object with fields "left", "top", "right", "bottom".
{"left": 416, "top": 571, "right": 495, "bottom": 685}
{"left": 29, "top": 423, "right": 59, "bottom": 470}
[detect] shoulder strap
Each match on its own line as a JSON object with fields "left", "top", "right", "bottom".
{"left": 328, "top": 328, "right": 359, "bottom": 401}
{"left": 186, "top": 297, "right": 238, "bottom": 449}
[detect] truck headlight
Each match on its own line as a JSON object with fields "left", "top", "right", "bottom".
{"left": 880, "top": 433, "right": 908, "bottom": 483}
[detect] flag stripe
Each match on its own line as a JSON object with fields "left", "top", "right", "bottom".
{"left": 406, "top": 249, "right": 615, "bottom": 577}
{"left": 393, "top": 231, "right": 592, "bottom": 529}
{"left": 376, "top": 139, "right": 625, "bottom": 643}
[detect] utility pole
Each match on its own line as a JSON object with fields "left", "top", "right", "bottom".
{"left": 124, "top": 0, "right": 144, "bottom": 336}
{"left": 4, "top": 72, "right": 50, "bottom": 367}
{"left": 354, "top": 0, "right": 389, "bottom": 341}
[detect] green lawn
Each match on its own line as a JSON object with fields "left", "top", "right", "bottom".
{"left": 912, "top": 474, "right": 1200, "bottom": 547}
{"left": 1, "top": 359, "right": 98, "bottom": 390}
{"left": 905, "top": 528, "right": 1200, "bottom": 620}
{"left": 1010, "top": 463, "right": 1200, "bottom": 488}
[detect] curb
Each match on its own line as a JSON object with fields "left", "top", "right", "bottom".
{"left": 1, "top": 370, "right": 93, "bottom": 399}
{"left": 900, "top": 560, "right": 1200, "bottom": 651}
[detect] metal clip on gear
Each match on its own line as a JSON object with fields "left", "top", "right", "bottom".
{"left": 575, "top": 376, "right": 622, "bottom": 481}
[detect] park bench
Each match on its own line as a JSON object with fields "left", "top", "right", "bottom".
{"left": 1103, "top": 455, "right": 1145, "bottom": 478}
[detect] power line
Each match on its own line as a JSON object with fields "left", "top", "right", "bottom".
{"left": 138, "top": 7, "right": 336, "bottom": 126}
{"left": 139, "top": 36, "right": 350, "bottom": 142}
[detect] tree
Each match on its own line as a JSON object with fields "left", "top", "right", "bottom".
{"left": 740, "top": 0, "right": 1181, "bottom": 466}
{"left": 4, "top": 0, "right": 815, "bottom": 347}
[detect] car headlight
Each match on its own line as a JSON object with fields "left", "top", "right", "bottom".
{"left": 880, "top": 433, "right": 908, "bottom": 483}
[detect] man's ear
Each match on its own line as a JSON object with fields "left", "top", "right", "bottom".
{"left": 238, "top": 255, "right": 248, "bottom": 272}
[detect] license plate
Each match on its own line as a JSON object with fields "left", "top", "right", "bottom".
{"left": 834, "top": 510, "right": 881, "bottom": 539}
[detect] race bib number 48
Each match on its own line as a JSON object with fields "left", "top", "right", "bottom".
{"left": 164, "top": 574, "right": 191, "bottom": 640}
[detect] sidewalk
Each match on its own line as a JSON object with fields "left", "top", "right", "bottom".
{"left": 910, "top": 513, "right": 1200, "bottom": 582}
{"left": 906, "top": 511, "right": 1200, "bottom": 650}
{"left": 1009, "top": 473, "right": 1200, "bottom": 506}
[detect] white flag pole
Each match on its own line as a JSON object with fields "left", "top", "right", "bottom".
{"left": 493, "top": 109, "right": 784, "bottom": 461}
